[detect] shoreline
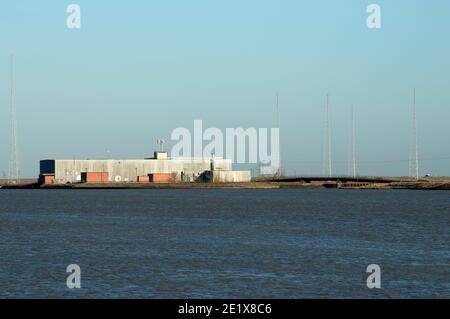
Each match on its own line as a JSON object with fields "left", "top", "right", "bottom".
{"left": 2, "top": 180, "right": 450, "bottom": 190}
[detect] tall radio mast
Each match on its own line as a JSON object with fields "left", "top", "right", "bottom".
{"left": 412, "top": 89, "right": 419, "bottom": 180}
{"left": 352, "top": 106, "right": 357, "bottom": 178}
{"left": 323, "top": 94, "right": 332, "bottom": 177}
{"left": 275, "top": 92, "right": 282, "bottom": 177}
{"left": 8, "top": 54, "right": 20, "bottom": 185}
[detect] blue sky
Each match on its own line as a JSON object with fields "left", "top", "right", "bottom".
{"left": 1, "top": 0, "right": 450, "bottom": 177}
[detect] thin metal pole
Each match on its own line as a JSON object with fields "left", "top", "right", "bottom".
{"left": 413, "top": 89, "right": 419, "bottom": 180}
{"left": 326, "top": 94, "right": 332, "bottom": 177}
{"left": 8, "top": 54, "right": 19, "bottom": 184}
{"left": 352, "top": 106, "right": 357, "bottom": 178}
{"left": 276, "top": 92, "right": 282, "bottom": 176}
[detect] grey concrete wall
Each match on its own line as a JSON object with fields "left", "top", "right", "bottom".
{"left": 45, "top": 158, "right": 233, "bottom": 184}
{"left": 212, "top": 170, "right": 252, "bottom": 183}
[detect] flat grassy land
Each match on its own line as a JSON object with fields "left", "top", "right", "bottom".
{"left": 2, "top": 177, "right": 450, "bottom": 190}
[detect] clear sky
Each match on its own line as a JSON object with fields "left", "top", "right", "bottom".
{"left": 1, "top": 0, "right": 450, "bottom": 177}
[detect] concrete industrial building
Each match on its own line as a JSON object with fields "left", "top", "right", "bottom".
{"left": 39, "top": 151, "right": 251, "bottom": 184}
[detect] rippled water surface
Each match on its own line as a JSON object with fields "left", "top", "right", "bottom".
{"left": 0, "top": 189, "right": 449, "bottom": 298}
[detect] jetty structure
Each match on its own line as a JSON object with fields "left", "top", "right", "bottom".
{"left": 39, "top": 150, "right": 251, "bottom": 185}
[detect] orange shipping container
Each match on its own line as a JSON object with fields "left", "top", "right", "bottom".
{"left": 81, "top": 172, "right": 109, "bottom": 183}
{"left": 137, "top": 176, "right": 149, "bottom": 183}
{"left": 149, "top": 173, "right": 177, "bottom": 183}
{"left": 39, "top": 174, "right": 55, "bottom": 185}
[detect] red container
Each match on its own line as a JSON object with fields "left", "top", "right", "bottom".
{"left": 39, "top": 174, "right": 55, "bottom": 185}
{"left": 149, "top": 173, "right": 177, "bottom": 183}
{"left": 81, "top": 172, "right": 109, "bottom": 183}
{"left": 137, "top": 176, "right": 149, "bottom": 183}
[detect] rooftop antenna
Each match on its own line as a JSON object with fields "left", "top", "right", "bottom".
{"left": 8, "top": 54, "right": 19, "bottom": 185}
{"left": 412, "top": 89, "right": 419, "bottom": 180}
{"left": 157, "top": 139, "right": 165, "bottom": 152}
